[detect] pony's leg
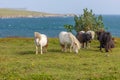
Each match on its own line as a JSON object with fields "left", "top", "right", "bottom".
{"left": 86, "top": 42, "right": 90, "bottom": 49}
{"left": 83, "top": 43, "right": 85, "bottom": 48}
{"left": 85, "top": 42, "right": 87, "bottom": 49}
{"left": 109, "top": 44, "right": 112, "bottom": 52}
{"left": 45, "top": 44, "right": 48, "bottom": 53}
{"left": 60, "top": 44, "right": 64, "bottom": 52}
{"left": 105, "top": 44, "right": 109, "bottom": 56}
{"left": 62, "top": 48, "right": 64, "bottom": 52}
{"left": 62, "top": 46, "right": 64, "bottom": 52}
{"left": 45, "top": 47, "right": 47, "bottom": 52}
{"left": 42, "top": 47, "right": 45, "bottom": 53}
{"left": 36, "top": 46, "right": 38, "bottom": 55}
{"left": 105, "top": 43, "right": 109, "bottom": 52}
{"left": 109, "top": 48, "right": 112, "bottom": 52}
{"left": 40, "top": 45, "right": 43, "bottom": 54}
{"left": 88, "top": 42, "right": 90, "bottom": 48}
{"left": 100, "top": 43, "right": 103, "bottom": 52}
{"left": 70, "top": 45, "right": 72, "bottom": 52}
{"left": 44, "top": 47, "right": 47, "bottom": 53}
{"left": 64, "top": 44, "right": 67, "bottom": 52}
{"left": 82, "top": 43, "right": 84, "bottom": 48}
{"left": 70, "top": 43, "right": 73, "bottom": 52}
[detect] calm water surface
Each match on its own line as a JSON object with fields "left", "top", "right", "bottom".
{"left": 0, "top": 15, "right": 120, "bottom": 38}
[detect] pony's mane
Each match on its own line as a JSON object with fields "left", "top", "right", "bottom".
{"left": 68, "top": 32, "right": 81, "bottom": 49}
{"left": 34, "top": 32, "right": 41, "bottom": 40}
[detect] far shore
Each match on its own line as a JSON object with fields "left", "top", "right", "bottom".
{"left": 0, "top": 14, "right": 75, "bottom": 19}
{"left": 0, "top": 8, "right": 75, "bottom": 19}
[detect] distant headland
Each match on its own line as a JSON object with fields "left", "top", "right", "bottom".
{"left": 0, "top": 8, "right": 75, "bottom": 18}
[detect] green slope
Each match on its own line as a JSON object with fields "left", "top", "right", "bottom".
{"left": 0, "top": 8, "right": 63, "bottom": 18}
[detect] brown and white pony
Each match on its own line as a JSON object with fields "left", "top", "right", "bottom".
{"left": 59, "top": 31, "right": 81, "bottom": 53}
{"left": 86, "top": 30, "right": 95, "bottom": 40}
{"left": 76, "top": 31, "right": 92, "bottom": 48}
{"left": 34, "top": 32, "right": 48, "bottom": 54}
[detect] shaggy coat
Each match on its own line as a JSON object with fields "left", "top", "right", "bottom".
{"left": 96, "top": 31, "right": 115, "bottom": 52}
{"left": 86, "top": 30, "right": 95, "bottom": 39}
{"left": 76, "top": 31, "right": 92, "bottom": 48}
{"left": 34, "top": 32, "right": 48, "bottom": 54}
{"left": 59, "top": 31, "right": 80, "bottom": 53}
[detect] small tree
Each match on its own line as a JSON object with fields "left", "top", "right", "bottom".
{"left": 74, "top": 8, "right": 105, "bottom": 32}
{"left": 64, "top": 8, "right": 105, "bottom": 32}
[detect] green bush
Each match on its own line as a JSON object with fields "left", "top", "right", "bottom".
{"left": 64, "top": 8, "right": 105, "bottom": 32}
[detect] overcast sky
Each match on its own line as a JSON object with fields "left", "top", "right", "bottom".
{"left": 0, "top": 0, "right": 120, "bottom": 15}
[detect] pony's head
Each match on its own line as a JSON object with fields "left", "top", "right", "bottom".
{"left": 68, "top": 32, "right": 81, "bottom": 53}
{"left": 72, "top": 41, "right": 80, "bottom": 54}
{"left": 34, "top": 32, "right": 41, "bottom": 40}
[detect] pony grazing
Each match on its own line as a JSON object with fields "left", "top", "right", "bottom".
{"left": 59, "top": 31, "right": 80, "bottom": 53}
{"left": 34, "top": 32, "right": 48, "bottom": 54}
{"left": 76, "top": 31, "right": 92, "bottom": 48}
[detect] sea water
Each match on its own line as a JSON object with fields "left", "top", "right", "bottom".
{"left": 0, "top": 15, "right": 120, "bottom": 38}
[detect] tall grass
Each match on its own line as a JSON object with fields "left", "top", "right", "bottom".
{"left": 0, "top": 38, "right": 120, "bottom": 80}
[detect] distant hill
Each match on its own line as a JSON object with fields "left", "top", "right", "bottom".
{"left": 0, "top": 8, "right": 74, "bottom": 18}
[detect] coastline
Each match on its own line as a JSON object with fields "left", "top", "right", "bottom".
{"left": 0, "top": 14, "right": 75, "bottom": 19}
{"left": 0, "top": 8, "right": 75, "bottom": 19}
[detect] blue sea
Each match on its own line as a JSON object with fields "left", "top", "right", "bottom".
{"left": 0, "top": 15, "right": 120, "bottom": 38}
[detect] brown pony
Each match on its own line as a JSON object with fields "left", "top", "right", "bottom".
{"left": 96, "top": 31, "right": 115, "bottom": 52}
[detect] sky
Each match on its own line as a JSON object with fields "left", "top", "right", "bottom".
{"left": 0, "top": 0, "right": 120, "bottom": 15}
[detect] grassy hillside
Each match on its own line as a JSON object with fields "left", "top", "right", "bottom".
{"left": 0, "top": 8, "right": 64, "bottom": 18}
{"left": 0, "top": 38, "right": 120, "bottom": 80}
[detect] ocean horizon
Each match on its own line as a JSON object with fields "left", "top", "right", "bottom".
{"left": 0, "top": 15, "right": 120, "bottom": 38}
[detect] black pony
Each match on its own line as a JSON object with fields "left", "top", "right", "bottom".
{"left": 96, "top": 31, "right": 115, "bottom": 52}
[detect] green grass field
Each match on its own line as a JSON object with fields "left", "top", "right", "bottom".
{"left": 0, "top": 38, "right": 120, "bottom": 80}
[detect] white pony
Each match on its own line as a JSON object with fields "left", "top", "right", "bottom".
{"left": 34, "top": 32, "right": 48, "bottom": 54}
{"left": 59, "top": 31, "right": 81, "bottom": 53}
{"left": 86, "top": 30, "right": 95, "bottom": 39}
